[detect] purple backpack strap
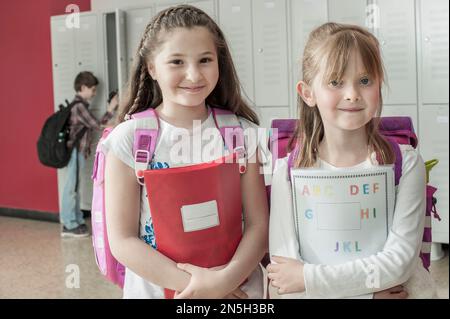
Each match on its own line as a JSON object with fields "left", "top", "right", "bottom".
{"left": 287, "top": 144, "right": 301, "bottom": 181}
{"left": 383, "top": 137, "right": 403, "bottom": 186}
{"left": 129, "top": 109, "right": 159, "bottom": 183}
{"left": 211, "top": 108, "right": 247, "bottom": 174}
{"left": 270, "top": 119, "right": 298, "bottom": 170}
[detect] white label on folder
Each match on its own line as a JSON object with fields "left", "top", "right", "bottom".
{"left": 181, "top": 200, "right": 220, "bottom": 232}
{"left": 317, "top": 203, "right": 361, "bottom": 231}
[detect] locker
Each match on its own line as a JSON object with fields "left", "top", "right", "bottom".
{"left": 290, "top": 0, "right": 328, "bottom": 113}
{"left": 105, "top": 12, "right": 118, "bottom": 97}
{"left": 377, "top": 0, "right": 417, "bottom": 105}
{"left": 74, "top": 14, "right": 100, "bottom": 76}
{"left": 125, "top": 7, "right": 154, "bottom": 73}
{"left": 50, "top": 18, "right": 77, "bottom": 112}
{"left": 420, "top": 0, "right": 449, "bottom": 104}
{"left": 252, "top": 0, "right": 289, "bottom": 107}
{"left": 218, "top": 0, "right": 255, "bottom": 104}
{"left": 115, "top": 9, "right": 128, "bottom": 95}
{"left": 290, "top": 0, "right": 328, "bottom": 79}
{"left": 51, "top": 12, "right": 108, "bottom": 211}
{"left": 50, "top": 13, "right": 105, "bottom": 115}
{"left": 381, "top": 104, "right": 418, "bottom": 131}
{"left": 327, "top": 0, "right": 368, "bottom": 27}
{"left": 418, "top": 105, "right": 449, "bottom": 243}
{"left": 103, "top": 10, "right": 128, "bottom": 101}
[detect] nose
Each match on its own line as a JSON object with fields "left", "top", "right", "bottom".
{"left": 344, "top": 85, "right": 361, "bottom": 103}
{"left": 185, "top": 64, "right": 202, "bottom": 83}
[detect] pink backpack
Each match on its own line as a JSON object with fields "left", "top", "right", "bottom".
{"left": 268, "top": 116, "right": 440, "bottom": 271}
{"left": 91, "top": 107, "right": 247, "bottom": 288}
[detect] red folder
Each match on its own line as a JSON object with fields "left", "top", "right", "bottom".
{"left": 143, "top": 155, "right": 242, "bottom": 298}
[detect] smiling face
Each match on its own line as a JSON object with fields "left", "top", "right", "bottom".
{"left": 301, "top": 49, "right": 381, "bottom": 134}
{"left": 147, "top": 26, "right": 219, "bottom": 110}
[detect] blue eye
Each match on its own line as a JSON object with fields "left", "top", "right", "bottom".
{"left": 329, "top": 80, "right": 342, "bottom": 88}
{"left": 360, "top": 77, "right": 371, "bottom": 86}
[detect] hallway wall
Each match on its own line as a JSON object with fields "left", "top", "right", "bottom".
{"left": 0, "top": 0, "right": 91, "bottom": 213}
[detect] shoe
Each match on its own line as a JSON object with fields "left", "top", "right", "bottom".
{"left": 61, "top": 224, "right": 90, "bottom": 238}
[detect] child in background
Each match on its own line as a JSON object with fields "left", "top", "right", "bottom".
{"left": 103, "top": 5, "right": 268, "bottom": 299}
{"left": 61, "top": 71, "right": 118, "bottom": 238}
{"left": 268, "top": 22, "right": 436, "bottom": 299}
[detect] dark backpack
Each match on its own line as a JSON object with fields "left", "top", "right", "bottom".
{"left": 37, "top": 99, "right": 87, "bottom": 168}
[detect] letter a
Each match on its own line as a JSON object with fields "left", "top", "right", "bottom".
{"left": 65, "top": 4, "right": 80, "bottom": 29}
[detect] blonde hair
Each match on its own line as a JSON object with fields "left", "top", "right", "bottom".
{"left": 118, "top": 4, "right": 259, "bottom": 125}
{"left": 290, "top": 22, "right": 395, "bottom": 167}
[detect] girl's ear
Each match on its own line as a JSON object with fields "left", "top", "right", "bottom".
{"left": 297, "top": 81, "right": 316, "bottom": 107}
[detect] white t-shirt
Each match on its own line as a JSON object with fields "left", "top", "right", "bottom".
{"left": 102, "top": 110, "right": 265, "bottom": 299}
{"left": 269, "top": 145, "right": 436, "bottom": 299}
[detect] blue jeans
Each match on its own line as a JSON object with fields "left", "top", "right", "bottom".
{"left": 60, "top": 148, "right": 85, "bottom": 230}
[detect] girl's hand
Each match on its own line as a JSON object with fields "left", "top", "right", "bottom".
{"left": 373, "top": 285, "right": 408, "bottom": 299}
{"left": 174, "top": 263, "right": 233, "bottom": 299}
{"left": 267, "top": 256, "right": 305, "bottom": 295}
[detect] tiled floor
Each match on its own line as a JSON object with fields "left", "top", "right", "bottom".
{"left": 0, "top": 216, "right": 448, "bottom": 299}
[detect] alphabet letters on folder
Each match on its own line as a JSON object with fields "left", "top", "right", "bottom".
{"left": 291, "top": 166, "right": 395, "bottom": 265}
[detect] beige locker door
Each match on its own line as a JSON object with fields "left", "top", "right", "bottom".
{"left": 73, "top": 14, "right": 103, "bottom": 211}
{"left": 252, "top": 0, "right": 289, "bottom": 107}
{"left": 50, "top": 17, "right": 76, "bottom": 111}
{"left": 377, "top": 0, "right": 417, "bottom": 105}
{"left": 74, "top": 14, "right": 99, "bottom": 75}
{"left": 290, "top": 0, "right": 328, "bottom": 114}
{"left": 115, "top": 9, "right": 128, "bottom": 95}
{"left": 420, "top": 0, "right": 449, "bottom": 104}
{"left": 218, "top": 0, "right": 255, "bottom": 104}
{"left": 419, "top": 105, "right": 449, "bottom": 243}
{"left": 328, "top": 0, "right": 367, "bottom": 27}
{"left": 125, "top": 7, "right": 154, "bottom": 73}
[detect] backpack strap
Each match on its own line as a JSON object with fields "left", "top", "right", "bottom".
{"left": 377, "top": 137, "right": 403, "bottom": 186}
{"left": 211, "top": 108, "right": 247, "bottom": 174}
{"left": 130, "top": 109, "right": 159, "bottom": 185}
{"left": 287, "top": 143, "right": 300, "bottom": 181}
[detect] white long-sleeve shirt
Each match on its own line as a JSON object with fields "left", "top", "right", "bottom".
{"left": 269, "top": 145, "right": 436, "bottom": 299}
